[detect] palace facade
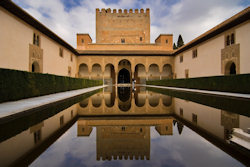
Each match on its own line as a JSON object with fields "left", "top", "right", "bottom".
{"left": 0, "top": 0, "right": 249, "bottom": 85}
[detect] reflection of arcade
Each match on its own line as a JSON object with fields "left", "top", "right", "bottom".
{"left": 78, "top": 86, "right": 173, "bottom": 116}
{"left": 77, "top": 117, "right": 174, "bottom": 161}
{"left": 118, "top": 87, "right": 131, "bottom": 111}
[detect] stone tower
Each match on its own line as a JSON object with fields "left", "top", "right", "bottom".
{"left": 96, "top": 8, "right": 150, "bottom": 44}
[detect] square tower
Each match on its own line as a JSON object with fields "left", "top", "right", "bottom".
{"left": 96, "top": 8, "right": 150, "bottom": 44}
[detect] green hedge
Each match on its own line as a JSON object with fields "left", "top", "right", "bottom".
{"left": 0, "top": 68, "right": 103, "bottom": 103}
{"left": 146, "top": 74, "right": 250, "bottom": 94}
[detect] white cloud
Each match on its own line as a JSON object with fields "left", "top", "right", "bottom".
{"left": 13, "top": 0, "right": 247, "bottom": 47}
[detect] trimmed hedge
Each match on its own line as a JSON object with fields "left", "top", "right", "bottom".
{"left": 146, "top": 74, "right": 250, "bottom": 94}
{"left": 147, "top": 87, "right": 250, "bottom": 117}
{"left": 0, "top": 68, "right": 103, "bottom": 103}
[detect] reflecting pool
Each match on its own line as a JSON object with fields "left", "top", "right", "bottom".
{"left": 0, "top": 86, "right": 249, "bottom": 167}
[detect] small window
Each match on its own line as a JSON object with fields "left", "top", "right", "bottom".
{"left": 192, "top": 114, "right": 197, "bottom": 124}
{"left": 71, "top": 110, "right": 73, "bottom": 118}
{"left": 140, "top": 37, "right": 143, "bottom": 41}
{"left": 36, "top": 35, "right": 40, "bottom": 46}
{"left": 33, "top": 33, "right": 40, "bottom": 46}
{"left": 33, "top": 33, "right": 36, "bottom": 45}
{"left": 180, "top": 108, "right": 183, "bottom": 116}
{"left": 180, "top": 55, "right": 183, "bottom": 63}
{"left": 192, "top": 49, "right": 197, "bottom": 58}
{"left": 71, "top": 54, "right": 73, "bottom": 62}
{"left": 226, "top": 35, "right": 230, "bottom": 46}
{"left": 185, "top": 69, "right": 189, "bottom": 78}
{"left": 231, "top": 33, "right": 235, "bottom": 44}
{"left": 34, "top": 129, "right": 41, "bottom": 144}
{"left": 68, "top": 66, "right": 71, "bottom": 76}
{"left": 121, "top": 38, "right": 125, "bottom": 43}
{"left": 59, "top": 48, "right": 63, "bottom": 57}
{"left": 82, "top": 39, "right": 84, "bottom": 43}
{"left": 60, "top": 115, "right": 64, "bottom": 126}
{"left": 166, "top": 39, "right": 168, "bottom": 43}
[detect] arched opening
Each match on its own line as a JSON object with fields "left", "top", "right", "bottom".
{"left": 79, "top": 98, "right": 89, "bottom": 108}
{"left": 148, "top": 93, "right": 160, "bottom": 107}
{"left": 104, "top": 64, "right": 115, "bottom": 85}
{"left": 118, "top": 68, "right": 130, "bottom": 83}
{"left": 230, "top": 63, "right": 236, "bottom": 74}
{"left": 225, "top": 61, "right": 236, "bottom": 75}
{"left": 91, "top": 64, "right": 102, "bottom": 79}
{"left": 92, "top": 94, "right": 102, "bottom": 108}
{"left": 118, "top": 59, "right": 131, "bottom": 84}
{"left": 162, "top": 95, "right": 172, "bottom": 107}
{"left": 32, "top": 61, "right": 40, "bottom": 73}
{"left": 134, "top": 64, "right": 146, "bottom": 84}
{"left": 162, "top": 64, "right": 172, "bottom": 79}
{"left": 148, "top": 64, "right": 160, "bottom": 80}
{"left": 118, "top": 87, "right": 131, "bottom": 112}
{"left": 104, "top": 86, "right": 115, "bottom": 107}
{"left": 79, "top": 63, "right": 88, "bottom": 78}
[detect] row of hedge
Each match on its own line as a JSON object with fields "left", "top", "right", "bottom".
{"left": 146, "top": 74, "right": 250, "bottom": 94}
{"left": 0, "top": 68, "right": 103, "bottom": 103}
{"left": 146, "top": 87, "right": 250, "bottom": 117}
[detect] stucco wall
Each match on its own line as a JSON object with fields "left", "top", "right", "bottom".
{"left": 174, "top": 35, "right": 224, "bottom": 78}
{"left": 174, "top": 22, "right": 250, "bottom": 78}
{"left": 0, "top": 7, "right": 31, "bottom": 71}
{"left": 236, "top": 21, "right": 250, "bottom": 74}
{"left": 0, "top": 7, "right": 77, "bottom": 77}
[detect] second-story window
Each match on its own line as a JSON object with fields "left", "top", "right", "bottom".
{"left": 121, "top": 38, "right": 125, "bottom": 43}
{"left": 192, "top": 49, "right": 197, "bottom": 58}
{"left": 59, "top": 47, "right": 63, "bottom": 57}
{"left": 231, "top": 33, "right": 235, "bottom": 44}
{"left": 33, "top": 33, "right": 40, "bottom": 47}
{"left": 226, "top": 35, "right": 230, "bottom": 46}
{"left": 180, "top": 55, "right": 183, "bottom": 63}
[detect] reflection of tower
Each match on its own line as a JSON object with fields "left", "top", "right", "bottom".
{"left": 97, "top": 126, "right": 150, "bottom": 160}
{"left": 221, "top": 110, "right": 239, "bottom": 140}
{"left": 177, "top": 121, "right": 184, "bottom": 135}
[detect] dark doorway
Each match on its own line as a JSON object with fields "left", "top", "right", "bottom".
{"left": 230, "top": 63, "right": 236, "bottom": 74}
{"left": 118, "top": 68, "right": 130, "bottom": 83}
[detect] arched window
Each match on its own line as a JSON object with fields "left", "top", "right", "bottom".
{"left": 226, "top": 35, "right": 230, "bottom": 46}
{"left": 36, "top": 35, "right": 40, "bottom": 46}
{"left": 231, "top": 33, "right": 235, "bottom": 45}
{"left": 33, "top": 33, "right": 36, "bottom": 45}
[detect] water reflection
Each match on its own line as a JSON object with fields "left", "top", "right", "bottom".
{"left": 0, "top": 86, "right": 249, "bottom": 166}
{"left": 78, "top": 86, "right": 173, "bottom": 116}
{"left": 77, "top": 117, "right": 173, "bottom": 161}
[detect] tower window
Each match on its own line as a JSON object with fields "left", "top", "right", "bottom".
{"left": 140, "top": 37, "right": 142, "bottom": 41}
{"left": 166, "top": 39, "right": 168, "bottom": 43}
{"left": 82, "top": 39, "right": 84, "bottom": 43}
{"left": 121, "top": 38, "right": 125, "bottom": 43}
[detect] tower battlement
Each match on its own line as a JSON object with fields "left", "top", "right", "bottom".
{"left": 96, "top": 8, "right": 150, "bottom": 15}
{"left": 96, "top": 8, "right": 150, "bottom": 44}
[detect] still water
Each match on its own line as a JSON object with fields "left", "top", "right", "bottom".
{"left": 0, "top": 86, "right": 249, "bottom": 167}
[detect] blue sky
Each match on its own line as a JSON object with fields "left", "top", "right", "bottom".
{"left": 13, "top": 0, "right": 249, "bottom": 47}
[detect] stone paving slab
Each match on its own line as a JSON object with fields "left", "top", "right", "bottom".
{"left": 145, "top": 85, "right": 250, "bottom": 99}
{"left": 0, "top": 85, "right": 106, "bottom": 119}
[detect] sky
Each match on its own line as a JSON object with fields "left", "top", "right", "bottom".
{"left": 13, "top": 0, "right": 250, "bottom": 48}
